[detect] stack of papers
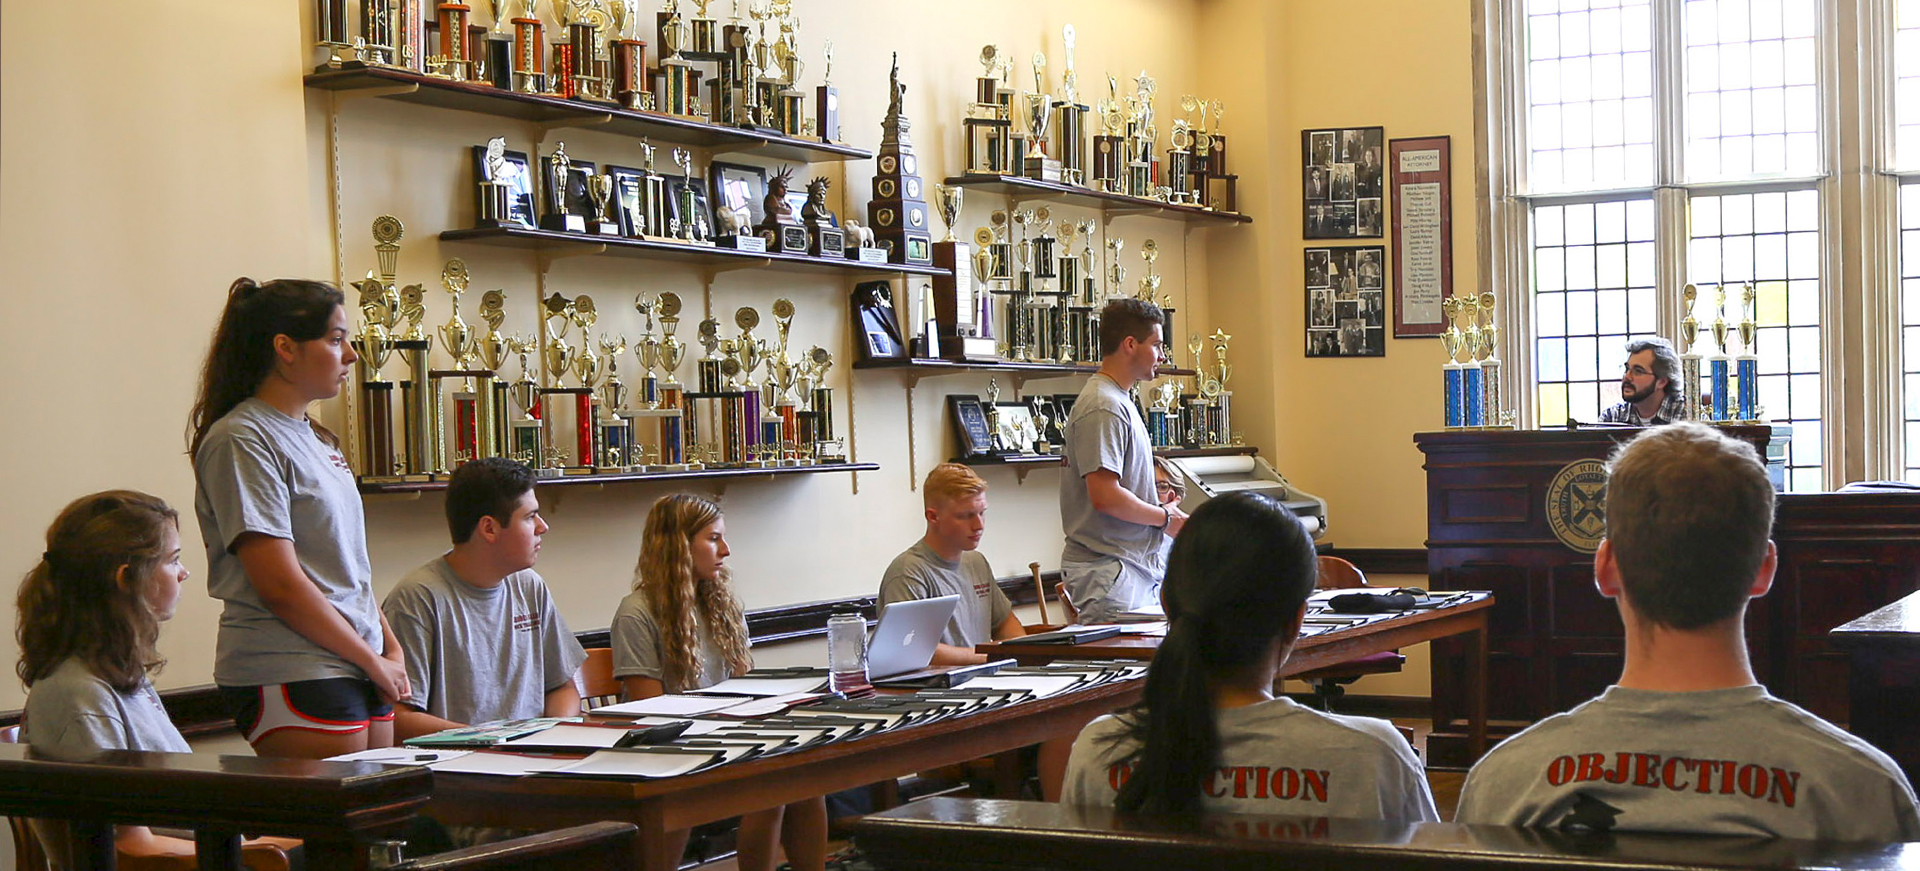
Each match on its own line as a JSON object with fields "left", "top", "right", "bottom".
{"left": 688, "top": 675, "right": 831, "bottom": 697}
{"left": 590, "top": 694, "right": 749, "bottom": 717}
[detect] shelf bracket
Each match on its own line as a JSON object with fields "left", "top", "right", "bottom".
{"left": 536, "top": 244, "right": 607, "bottom": 275}
{"left": 535, "top": 112, "right": 614, "bottom": 136}
{"left": 333, "top": 83, "right": 420, "bottom": 102}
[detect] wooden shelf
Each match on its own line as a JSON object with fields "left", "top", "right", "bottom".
{"left": 941, "top": 174, "right": 1254, "bottom": 224}
{"left": 358, "top": 461, "right": 879, "bottom": 494}
{"left": 305, "top": 66, "right": 872, "bottom": 163}
{"left": 851, "top": 357, "right": 1196, "bottom": 378}
{"left": 439, "top": 227, "right": 953, "bottom": 277}
{"left": 952, "top": 446, "right": 1255, "bottom": 468}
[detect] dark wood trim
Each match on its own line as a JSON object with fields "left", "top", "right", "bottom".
{"left": 1318, "top": 547, "right": 1428, "bottom": 576}
{"left": 9, "top": 567, "right": 1071, "bottom": 733}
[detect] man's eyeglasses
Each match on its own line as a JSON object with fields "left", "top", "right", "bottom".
{"left": 1621, "top": 363, "right": 1655, "bottom": 378}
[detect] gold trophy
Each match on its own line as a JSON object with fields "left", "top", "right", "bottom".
{"left": 1477, "top": 291, "right": 1507, "bottom": 429}
{"left": 1138, "top": 239, "right": 1163, "bottom": 305}
{"left": 633, "top": 294, "right": 661, "bottom": 409}
{"left": 474, "top": 289, "right": 510, "bottom": 459}
{"left": 1440, "top": 296, "right": 1466, "bottom": 428}
{"left": 735, "top": 307, "right": 765, "bottom": 389}
{"left": 352, "top": 270, "right": 401, "bottom": 478}
{"left": 1735, "top": 282, "right": 1760, "bottom": 422}
{"left": 1708, "top": 284, "right": 1731, "bottom": 421}
{"left": 934, "top": 184, "right": 963, "bottom": 244}
{"left": 1679, "top": 283, "right": 1704, "bottom": 421}
{"left": 434, "top": 260, "right": 477, "bottom": 468}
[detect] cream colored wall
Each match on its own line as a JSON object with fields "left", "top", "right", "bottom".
{"left": 0, "top": 0, "right": 1213, "bottom": 709}
{"left": 1201, "top": 0, "right": 1479, "bottom": 551}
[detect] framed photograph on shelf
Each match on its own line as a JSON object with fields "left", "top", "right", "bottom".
{"left": 947, "top": 394, "right": 995, "bottom": 459}
{"left": 1305, "top": 246, "right": 1386, "bottom": 358}
{"left": 664, "top": 174, "right": 713, "bottom": 240}
{"left": 604, "top": 164, "right": 646, "bottom": 237}
{"left": 850, "top": 280, "right": 907, "bottom": 362}
{"left": 710, "top": 161, "right": 768, "bottom": 230}
{"left": 995, "top": 402, "right": 1039, "bottom": 455}
{"left": 1301, "top": 126, "right": 1385, "bottom": 239}
{"left": 470, "top": 145, "right": 535, "bottom": 228}
{"left": 1389, "top": 135, "right": 1452, "bottom": 337}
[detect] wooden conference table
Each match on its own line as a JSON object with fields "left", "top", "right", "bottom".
{"left": 427, "top": 595, "right": 1488, "bottom": 871}
{"left": 980, "top": 592, "right": 1494, "bottom": 759}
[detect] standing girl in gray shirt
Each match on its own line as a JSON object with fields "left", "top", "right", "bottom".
{"left": 610, "top": 494, "right": 827, "bottom": 871}
{"left": 188, "top": 278, "right": 408, "bottom": 760}
{"left": 1061, "top": 491, "right": 1438, "bottom": 823}
{"left": 17, "top": 490, "right": 297, "bottom": 867}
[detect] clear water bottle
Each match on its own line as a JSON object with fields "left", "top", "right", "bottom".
{"left": 827, "top": 610, "right": 869, "bottom": 693}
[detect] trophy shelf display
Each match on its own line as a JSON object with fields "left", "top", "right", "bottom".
{"left": 439, "top": 226, "right": 954, "bottom": 278}
{"left": 357, "top": 460, "right": 882, "bottom": 495}
{"left": 942, "top": 173, "right": 1253, "bottom": 225}
{"left": 853, "top": 356, "right": 1197, "bottom": 380}
{"left": 305, "top": 66, "right": 870, "bottom": 164}
{"left": 950, "top": 444, "right": 1256, "bottom": 467}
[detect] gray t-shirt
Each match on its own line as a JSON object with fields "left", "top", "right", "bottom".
{"left": 23, "top": 659, "right": 190, "bottom": 757}
{"left": 194, "top": 398, "right": 383, "bottom": 686}
{"left": 383, "top": 558, "right": 587, "bottom": 725}
{"left": 878, "top": 540, "right": 1012, "bottom": 649}
{"left": 611, "top": 590, "right": 735, "bottom": 692}
{"left": 1456, "top": 685, "right": 1920, "bottom": 841}
{"left": 1059, "top": 374, "right": 1161, "bottom": 622}
{"left": 1061, "top": 696, "right": 1438, "bottom": 824}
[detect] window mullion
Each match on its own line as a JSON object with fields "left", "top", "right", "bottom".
{"left": 1853, "top": 0, "right": 1900, "bottom": 480}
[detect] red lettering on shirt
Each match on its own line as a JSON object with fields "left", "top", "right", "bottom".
{"left": 1106, "top": 762, "right": 1132, "bottom": 792}
{"left": 1231, "top": 766, "right": 1251, "bottom": 798}
{"left": 512, "top": 613, "right": 537, "bottom": 632}
{"left": 1538, "top": 754, "right": 1800, "bottom": 809}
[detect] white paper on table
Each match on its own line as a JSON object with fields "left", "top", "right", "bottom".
{"left": 709, "top": 690, "right": 828, "bottom": 718}
{"left": 549, "top": 748, "right": 720, "bottom": 779}
{"left": 687, "top": 676, "right": 830, "bottom": 697}
{"left": 709, "top": 726, "right": 832, "bottom": 746}
{"left": 427, "top": 752, "right": 579, "bottom": 776}
{"left": 1114, "top": 621, "right": 1169, "bottom": 636}
{"left": 783, "top": 709, "right": 907, "bottom": 729}
{"left": 327, "top": 748, "right": 472, "bottom": 765}
{"left": 501, "top": 723, "right": 634, "bottom": 749}
{"left": 591, "top": 694, "right": 747, "bottom": 717}
{"left": 960, "top": 674, "right": 1085, "bottom": 699}
{"left": 628, "top": 717, "right": 730, "bottom": 736}
{"left": 1114, "top": 602, "right": 1165, "bottom": 620}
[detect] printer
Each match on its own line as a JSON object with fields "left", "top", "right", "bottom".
{"left": 1166, "top": 455, "right": 1329, "bottom": 538}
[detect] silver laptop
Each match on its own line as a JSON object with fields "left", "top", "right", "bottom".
{"left": 866, "top": 595, "right": 960, "bottom": 679}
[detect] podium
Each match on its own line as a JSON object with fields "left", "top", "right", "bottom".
{"left": 1415, "top": 425, "right": 1920, "bottom": 766}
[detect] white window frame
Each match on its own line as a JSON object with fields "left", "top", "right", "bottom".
{"left": 1474, "top": 0, "right": 1884, "bottom": 488}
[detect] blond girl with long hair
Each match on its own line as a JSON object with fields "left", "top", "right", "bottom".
{"left": 611, "top": 494, "right": 827, "bottom": 871}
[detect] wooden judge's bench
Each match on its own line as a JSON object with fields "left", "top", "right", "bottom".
{"left": 1416, "top": 426, "right": 1920, "bottom": 767}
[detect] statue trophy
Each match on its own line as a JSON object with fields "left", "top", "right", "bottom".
{"left": 1736, "top": 282, "right": 1760, "bottom": 422}
{"left": 636, "top": 139, "right": 672, "bottom": 241}
{"left": 565, "top": 295, "right": 601, "bottom": 469}
{"left": 352, "top": 269, "right": 401, "bottom": 480}
{"left": 428, "top": 2, "right": 474, "bottom": 82}
{"left": 817, "top": 40, "right": 841, "bottom": 143}
{"left": 758, "top": 166, "right": 811, "bottom": 254}
{"left": 1460, "top": 294, "right": 1484, "bottom": 428}
{"left": 475, "top": 138, "right": 514, "bottom": 229}
{"left": 540, "top": 143, "right": 586, "bottom": 233}
{"left": 1209, "top": 329, "right": 1235, "bottom": 446}
{"left": 586, "top": 172, "right": 620, "bottom": 236}
{"left": 595, "top": 334, "right": 633, "bottom": 470}
{"left": 867, "top": 53, "right": 934, "bottom": 265}
{"left": 1050, "top": 24, "right": 1090, "bottom": 186}
{"left": 1126, "top": 71, "right": 1159, "bottom": 199}
{"left": 799, "top": 177, "right": 845, "bottom": 258}
{"left": 436, "top": 260, "right": 484, "bottom": 468}
{"left": 473, "top": 289, "right": 510, "bottom": 460}
{"left": 964, "top": 45, "right": 1016, "bottom": 175}
{"left": 766, "top": 299, "right": 798, "bottom": 457}
{"left": 696, "top": 315, "right": 723, "bottom": 392}
{"left": 1709, "top": 285, "right": 1732, "bottom": 421}
{"left": 510, "top": 3, "right": 548, "bottom": 93}
{"left": 688, "top": 0, "right": 719, "bottom": 54}
{"left": 635, "top": 292, "right": 690, "bottom": 470}
{"left": 1679, "top": 284, "right": 1705, "bottom": 422}
{"left": 1476, "top": 291, "right": 1506, "bottom": 429}
{"left": 735, "top": 308, "right": 770, "bottom": 465}
{"left": 1138, "top": 238, "right": 1164, "bottom": 305}
{"left": 1092, "top": 75, "right": 1126, "bottom": 193}
{"left": 983, "top": 377, "right": 1008, "bottom": 455}
{"left": 535, "top": 293, "right": 576, "bottom": 470}
{"left": 655, "top": 4, "right": 700, "bottom": 118}
{"left": 632, "top": 294, "right": 661, "bottom": 408}
{"left": 1167, "top": 110, "right": 1198, "bottom": 205}
{"left": 610, "top": 0, "right": 651, "bottom": 110}
{"left": 505, "top": 334, "right": 547, "bottom": 472}
{"left": 1107, "top": 236, "right": 1126, "bottom": 301}
{"left": 798, "top": 346, "right": 841, "bottom": 462}
{"left": 1439, "top": 297, "right": 1465, "bottom": 429}
{"left": 770, "top": 15, "right": 808, "bottom": 137}
{"left": 1021, "top": 53, "right": 1063, "bottom": 183}
{"left": 1146, "top": 380, "right": 1178, "bottom": 448}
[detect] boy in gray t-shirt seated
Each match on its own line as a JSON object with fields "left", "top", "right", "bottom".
{"left": 383, "top": 458, "right": 586, "bottom": 739}
{"left": 1457, "top": 424, "right": 1920, "bottom": 841}
{"left": 879, "top": 463, "right": 1025, "bottom": 665}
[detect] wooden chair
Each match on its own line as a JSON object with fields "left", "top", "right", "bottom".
{"left": 1292, "top": 556, "right": 1406, "bottom": 711}
{"left": 575, "top": 647, "right": 620, "bottom": 709}
{"left": 1054, "top": 583, "right": 1078, "bottom": 624}
{"left": 0, "top": 726, "right": 292, "bottom": 871}
{"left": 390, "top": 822, "right": 638, "bottom": 871}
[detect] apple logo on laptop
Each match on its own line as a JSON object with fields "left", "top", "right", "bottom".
{"left": 902, "top": 630, "right": 915, "bottom": 646}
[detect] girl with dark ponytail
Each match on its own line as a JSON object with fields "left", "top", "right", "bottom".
{"left": 1060, "top": 491, "right": 1438, "bottom": 822}
{"left": 189, "top": 278, "right": 410, "bottom": 760}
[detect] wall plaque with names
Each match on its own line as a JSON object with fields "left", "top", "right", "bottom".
{"left": 1390, "top": 135, "right": 1451, "bottom": 338}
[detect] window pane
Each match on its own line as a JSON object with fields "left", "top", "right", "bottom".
{"left": 1532, "top": 196, "right": 1658, "bottom": 425}
{"left": 1528, "top": 0, "right": 1658, "bottom": 192}
{"left": 1684, "top": 0, "right": 1823, "bottom": 181}
{"left": 1691, "top": 189, "right": 1824, "bottom": 489}
{"left": 1901, "top": 183, "right": 1920, "bottom": 481}
{"left": 1899, "top": 6, "right": 1920, "bottom": 169}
